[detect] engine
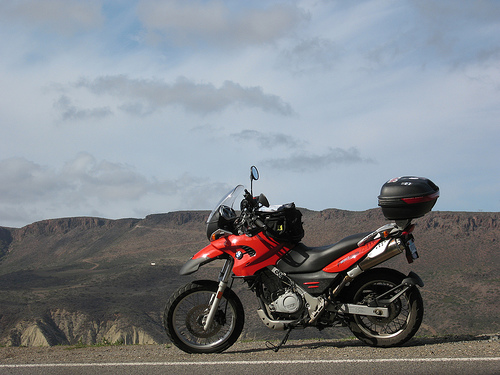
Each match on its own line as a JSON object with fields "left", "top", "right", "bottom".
{"left": 257, "top": 268, "right": 305, "bottom": 317}
{"left": 269, "top": 290, "right": 303, "bottom": 314}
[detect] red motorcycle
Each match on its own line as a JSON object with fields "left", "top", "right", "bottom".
{"left": 164, "top": 167, "right": 439, "bottom": 353}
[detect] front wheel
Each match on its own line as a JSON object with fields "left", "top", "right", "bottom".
{"left": 163, "top": 280, "right": 244, "bottom": 353}
{"left": 343, "top": 268, "right": 424, "bottom": 347}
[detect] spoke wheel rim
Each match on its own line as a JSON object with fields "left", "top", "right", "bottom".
{"left": 354, "top": 280, "right": 410, "bottom": 338}
{"left": 172, "top": 290, "right": 236, "bottom": 349}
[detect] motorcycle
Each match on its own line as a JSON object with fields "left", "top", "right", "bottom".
{"left": 163, "top": 166, "right": 439, "bottom": 353}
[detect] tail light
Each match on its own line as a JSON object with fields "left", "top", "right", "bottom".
{"left": 402, "top": 224, "right": 416, "bottom": 236}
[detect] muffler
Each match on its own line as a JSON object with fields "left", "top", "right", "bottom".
{"left": 330, "top": 238, "right": 408, "bottom": 300}
{"left": 359, "top": 238, "right": 406, "bottom": 271}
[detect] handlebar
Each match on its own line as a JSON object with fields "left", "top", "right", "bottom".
{"left": 236, "top": 192, "right": 267, "bottom": 236}
{"left": 254, "top": 217, "right": 266, "bottom": 228}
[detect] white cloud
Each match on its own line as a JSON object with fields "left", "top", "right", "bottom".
{"left": 232, "top": 130, "right": 304, "bottom": 149}
{"left": 0, "top": 158, "right": 64, "bottom": 202}
{"left": 69, "top": 75, "right": 294, "bottom": 116}
{"left": 61, "top": 153, "right": 152, "bottom": 201}
{"left": 54, "top": 95, "right": 113, "bottom": 121}
{"left": 137, "top": 0, "right": 308, "bottom": 47}
{"left": 0, "top": 153, "right": 232, "bottom": 227}
{"left": 278, "top": 37, "right": 342, "bottom": 73}
{"left": 0, "top": 0, "right": 104, "bottom": 36}
{"left": 0, "top": 154, "right": 148, "bottom": 206}
{"left": 1, "top": 0, "right": 500, "bottom": 227}
{"left": 263, "top": 147, "right": 375, "bottom": 172}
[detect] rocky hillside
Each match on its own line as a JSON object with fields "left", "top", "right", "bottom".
{"left": 0, "top": 209, "right": 498, "bottom": 346}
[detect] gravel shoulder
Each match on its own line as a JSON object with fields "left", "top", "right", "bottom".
{"left": 1, "top": 334, "right": 498, "bottom": 365}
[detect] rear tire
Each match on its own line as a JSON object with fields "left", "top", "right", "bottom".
{"left": 164, "top": 280, "right": 244, "bottom": 353}
{"left": 343, "top": 268, "right": 423, "bottom": 347}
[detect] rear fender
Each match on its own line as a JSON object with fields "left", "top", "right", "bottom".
{"left": 179, "top": 244, "right": 226, "bottom": 275}
{"left": 322, "top": 239, "right": 380, "bottom": 273}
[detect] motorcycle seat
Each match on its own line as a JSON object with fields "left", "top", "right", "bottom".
{"left": 277, "top": 232, "right": 370, "bottom": 274}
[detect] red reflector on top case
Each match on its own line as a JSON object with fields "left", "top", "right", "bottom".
{"left": 402, "top": 191, "right": 439, "bottom": 204}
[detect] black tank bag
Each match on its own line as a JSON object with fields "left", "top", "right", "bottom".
{"left": 259, "top": 203, "right": 304, "bottom": 244}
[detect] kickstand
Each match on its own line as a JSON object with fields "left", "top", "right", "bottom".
{"left": 266, "top": 327, "right": 293, "bottom": 352}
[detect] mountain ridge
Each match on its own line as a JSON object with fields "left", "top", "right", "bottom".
{"left": 0, "top": 208, "right": 498, "bottom": 346}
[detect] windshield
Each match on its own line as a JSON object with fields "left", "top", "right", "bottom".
{"left": 207, "top": 185, "right": 245, "bottom": 223}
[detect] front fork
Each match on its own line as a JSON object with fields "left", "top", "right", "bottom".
{"left": 203, "top": 257, "right": 234, "bottom": 331}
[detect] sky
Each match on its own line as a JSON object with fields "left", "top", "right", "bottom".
{"left": 1, "top": 0, "right": 499, "bottom": 228}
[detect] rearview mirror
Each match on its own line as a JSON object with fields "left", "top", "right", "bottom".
{"left": 250, "top": 166, "right": 259, "bottom": 195}
{"left": 250, "top": 166, "right": 259, "bottom": 181}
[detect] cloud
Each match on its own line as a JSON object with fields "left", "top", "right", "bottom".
{"left": 1, "top": 0, "right": 499, "bottom": 225}
{"left": 278, "top": 37, "right": 342, "bottom": 73}
{"left": 231, "top": 129, "right": 374, "bottom": 173}
{"left": 407, "top": 0, "right": 500, "bottom": 66}
{"left": 0, "top": 154, "right": 150, "bottom": 205}
{"left": 0, "top": 158, "right": 65, "bottom": 202}
{"left": 232, "top": 130, "right": 304, "bottom": 149}
{"left": 73, "top": 75, "right": 294, "bottom": 116}
{"left": 0, "top": 0, "right": 104, "bottom": 36}
{"left": 262, "top": 147, "right": 375, "bottom": 172}
{"left": 410, "top": 0, "right": 500, "bottom": 28}
{"left": 0, "top": 153, "right": 232, "bottom": 226}
{"left": 61, "top": 153, "right": 153, "bottom": 201}
{"left": 137, "top": 0, "right": 308, "bottom": 47}
{"left": 54, "top": 95, "right": 113, "bottom": 121}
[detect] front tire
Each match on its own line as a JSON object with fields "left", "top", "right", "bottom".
{"left": 164, "top": 280, "right": 244, "bottom": 353}
{"left": 343, "top": 268, "right": 423, "bottom": 347}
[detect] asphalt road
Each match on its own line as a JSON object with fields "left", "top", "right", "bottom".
{"left": 1, "top": 335, "right": 499, "bottom": 375}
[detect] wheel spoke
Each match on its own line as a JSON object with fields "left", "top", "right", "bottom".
{"left": 355, "top": 281, "right": 411, "bottom": 336}
{"left": 165, "top": 282, "right": 244, "bottom": 353}
{"left": 173, "top": 291, "right": 236, "bottom": 347}
{"left": 346, "top": 270, "right": 423, "bottom": 347}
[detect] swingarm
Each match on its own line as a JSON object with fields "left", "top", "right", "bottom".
{"left": 332, "top": 271, "right": 424, "bottom": 318}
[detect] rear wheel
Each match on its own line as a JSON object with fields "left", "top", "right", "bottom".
{"left": 164, "top": 280, "right": 244, "bottom": 353}
{"left": 343, "top": 268, "right": 423, "bottom": 347}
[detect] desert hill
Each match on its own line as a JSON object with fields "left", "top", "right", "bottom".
{"left": 0, "top": 208, "right": 498, "bottom": 346}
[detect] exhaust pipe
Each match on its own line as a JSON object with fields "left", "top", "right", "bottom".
{"left": 330, "top": 238, "right": 407, "bottom": 300}
{"left": 359, "top": 238, "right": 405, "bottom": 271}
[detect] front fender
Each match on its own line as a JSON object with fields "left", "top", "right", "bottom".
{"left": 180, "top": 258, "right": 212, "bottom": 275}
{"left": 179, "top": 244, "right": 226, "bottom": 275}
